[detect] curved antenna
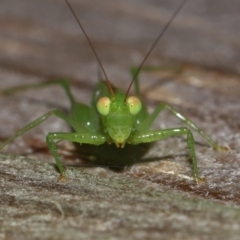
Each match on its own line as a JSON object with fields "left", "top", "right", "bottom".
{"left": 124, "top": 0, "right": 188, "bottom": 101}
{"left": 64, "top": 0, "right": 114, "bottom": 98}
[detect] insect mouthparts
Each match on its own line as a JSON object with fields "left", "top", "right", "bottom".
{"left": 115, "top": 142, "right": 126, "bottom": 148}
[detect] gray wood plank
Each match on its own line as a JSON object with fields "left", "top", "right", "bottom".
{"left": 0, "top": 0, "right": 240, "bottom": 239}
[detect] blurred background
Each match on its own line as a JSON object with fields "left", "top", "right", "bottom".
{"left": 0, "top": 0, "right": 240, "bottom": 84}
{"left": 1, "top": 2, "right": 240, "bottom": 237}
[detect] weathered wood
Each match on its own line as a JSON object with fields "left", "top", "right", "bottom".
{"left": 0, "top": 0, "right": 240, "bottom": 239}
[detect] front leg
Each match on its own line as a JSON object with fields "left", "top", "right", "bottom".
{"left": 0, "top": 109, "right": 70, "bottom": 151}
{"left": 129, "top": 67, "right": 227, "bottom": 151}
{"left": 141, "top": 102, "right": 227, "bottom": 151}
{"left": 46, "top": 132, "right": 106, "bottom": 180}
{"left": 130, "top": 66, "right": 182, "bottom": 97}
{"left": 130, "top": 127, "right": 203, "bottom": 183}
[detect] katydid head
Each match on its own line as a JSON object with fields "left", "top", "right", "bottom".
{"left": 97, "top": 96, "right": 142, "bottom": 147}
{"left": 65, "top": 0, "right": 188, "bottom": 145}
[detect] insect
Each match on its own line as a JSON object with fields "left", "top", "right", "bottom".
{"left": 0, "top": 0, "right": 227, "bottom": 183}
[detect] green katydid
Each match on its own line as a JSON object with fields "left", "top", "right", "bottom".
{"left": 0, "top": 0, "right": 227, "bottom": 183}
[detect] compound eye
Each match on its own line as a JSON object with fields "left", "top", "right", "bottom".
{"left": 96, "top": 97, "right": 111, "bottom": 116}
{"left": 127, "top": 96, "right": 142, "bottom": 115}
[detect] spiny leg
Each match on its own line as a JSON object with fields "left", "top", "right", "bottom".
{"left": 143, "top": 102, "right": 227, "bottom": 151}
{"left": 130, "top": 66, "right": 182, "bottom": 97}
{"left": 130, "top": 127, "right": 203, "bottom": 183}
{"left": 46, "top": 132, "right": 106, "bottom": 179}
{"left": 0, "top": 109, "right": 70, "bottom": 150}
{"left": 130, "top": 67, "right": 227, "bottom": 151}
{"left": 0, "top": 107, "right": 106, "bottom": 180}
{"left": 1, "top": 79, "right": 75, "bottom": 107}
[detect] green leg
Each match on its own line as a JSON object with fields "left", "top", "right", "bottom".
{"left": 130, "top": 66, "right": 182, "bottom": 97}
{"left": 0, "top": 108, "right": 106, "bottom": 179}
{"left": 0, "top": 109, "right": 71, "bottom": 150}
{"left": 130, "top": 127, "right": 203, "bottom": 183}
{"left": 138, "top": 102, "right": 225, "bottom": 151}
{"left": 46, "top": 132, "right": 106, "bottom": 178}
{"left": 1, "top": 79, "right": 75, "bottom": 106}
{"left": 130, "top": 67, "right": 141, "bottom": 96}
{"left": 130, "top": 67, "right": 227, "bottom": 151}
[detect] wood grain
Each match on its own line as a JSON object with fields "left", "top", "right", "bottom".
{"left": 0, "top": 0, "right": 240, "bottom": 239}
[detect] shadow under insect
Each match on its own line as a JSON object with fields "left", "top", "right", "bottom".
{"left": 72, "top": 142, "right": 155, "bottom": 170}
{"left": 69, "top": 141, "right": 187, "bottom": 172}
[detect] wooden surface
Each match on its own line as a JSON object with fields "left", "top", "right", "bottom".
{"left": 1, "top": 0, "right": 240, "bottom": 239}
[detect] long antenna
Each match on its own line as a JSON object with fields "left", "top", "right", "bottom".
{"left": 64, "top": 0, "right": 114, "bottom": 98}
{"left": 124, "top": 0, "right": 188, "bottom": 101}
